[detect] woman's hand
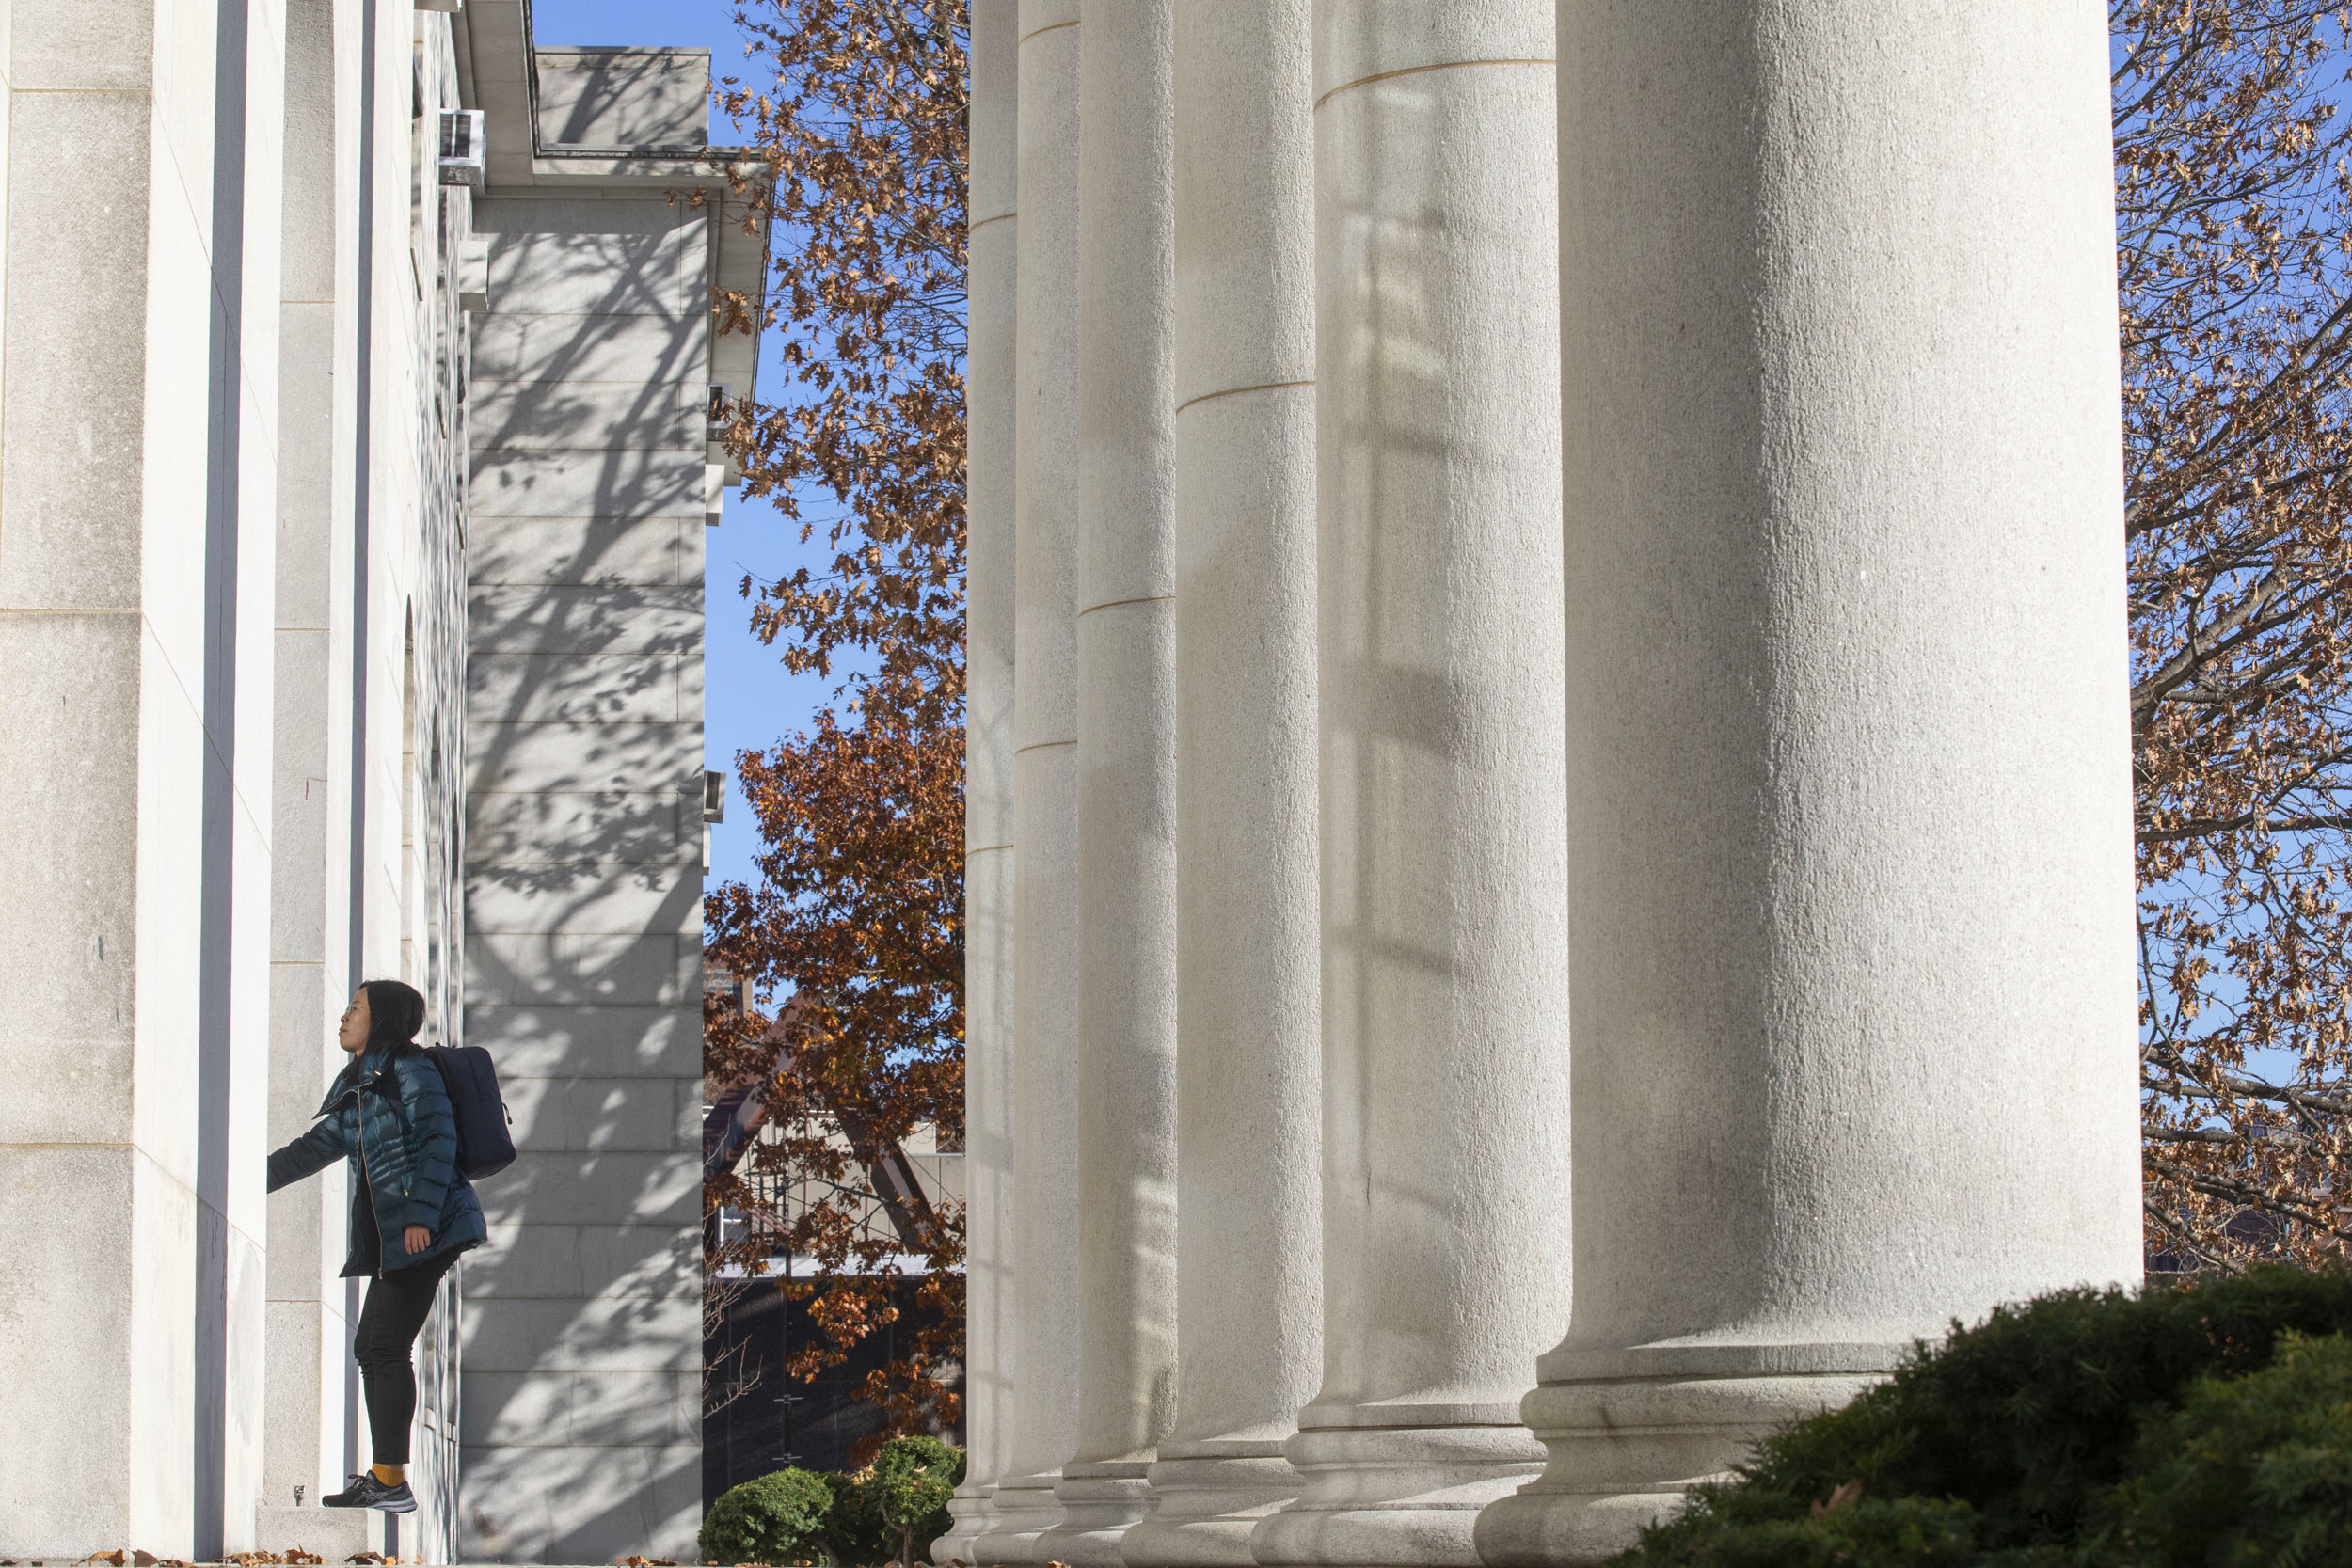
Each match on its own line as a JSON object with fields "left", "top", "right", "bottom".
{"left": 405, "top": 1225, "right": 431, "bottom": 1256}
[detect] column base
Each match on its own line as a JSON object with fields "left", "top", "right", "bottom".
{"left": 934, "top": 1481, "right": 997, "bottom": 1564}
{"left": 1474, "top": 1364, "right": 1888, "bottom": 1567}
{"left": 1121, "top": 1439, "right": 1304, "bottom": 1567}
{"left": 252, "top": 1503, "right": 387, "bottom": 1562}
{"left": 974, "top": 1470, "right": 1063, "bottom": 1564}
{"left": 1037, "top": 1459, "right": 1153, "bottom": 1565}
{"left": 1249, "top": 1414, "right": 1546, "bottom": 1568}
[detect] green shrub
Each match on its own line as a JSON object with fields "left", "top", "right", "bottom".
{"left": 820, "top": 1467, "right": 895, "bottom": 1568}
{"left": 2091, "top": 1329, "right": 2352, "bottom": 1566}
{"left": 1616, "top": 1266, "right": 2352, "bottom": 1566}
{"left": 699, "top": 1466, "right": 834, "bottom": 1566}
{"left": 870, "top": 1435, "right": 965, "bottom": 1566}
{"left": 819, "top": 1436, "right": 967, "bottom": 1566}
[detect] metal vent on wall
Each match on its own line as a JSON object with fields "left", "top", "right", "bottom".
{"left": 438, "top": 110, "right": 485, "bottom": 187}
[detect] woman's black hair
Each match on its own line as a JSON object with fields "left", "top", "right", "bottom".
{"left": 360, "top": 978, "right": 428, "bottom": 1053}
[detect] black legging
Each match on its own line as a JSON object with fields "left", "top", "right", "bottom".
{"left": 353, "top": 1251, "right": 457, "bottom": 1466}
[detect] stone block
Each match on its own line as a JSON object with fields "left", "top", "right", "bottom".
{"left": 461, "top": 1437, "right": 702, "bottom": 1563}
{"left": 535, "top": 49, "right": 710, "bottom": 149}
{"left": 0, "top": 91, "right": 151, "bottom": 612}
{"left": 467, "top": 788, "right": 697, "bottom": 865}
{"left": 459, "top": 1288, "right": 703, "bottom": 1370}
{"left": 487, "top": 227, "right": 692, "bottom": 318}
{"left": 472, "top": 1149, "right": 700, "bottom": 1230}
{"left": 267, "top": 961, "right": 342, "bottom": 1138}
{"left": 467, "top": 1222, "right": 700, "bottom": 1300}
{"left": 0, "top": 611, "right": 140, "bottom": 1145}
{"left": 468, "top": 583, "right": 701, "bottom": 656}
{"left": 468, "top": 652, "right": 690, "bottom": 725}
{"left": 470, "top": 377, "right": 703, "bottom": 452}
{"left": 260, "top": 1302, "right": 339, "bottom": 1525}
{"left": 463, "top": 1004, "right": 700, "bottom": 1076}
{"left": 470, "top": 311, "right": 707, "bottom": 385}
{"left": 461, "top": 1369, "right": 693, "bottom": 1447}
{"left": 1312, "top": 7, "right": 1551, "bottom": 103}
{"left": 0, "top": 1146, "right": 135, "bottom": 1556}
{"left": 269, "top": 628, "right": 334, "bottom": 961}
{"left": 463, "top": 721, "right": 704, "bottom": 792}
{"left": 274, "top": 306, "right": 338, "bottom": 626}
{"left": 463, "top": 932, "right": 700, "bottom": 1006}
{"left": 8, "top": 2, "right": 156, "bottom": 91}
{"left": 469, "top": 516, "right": 692, "bottom": 587}
{"left": 251, "top": 1503, "right": 386, "bottom": 1560}
{"left": 498, "top": 1072, "right": 700, "bottom": 1153}
{"left": 470, "top": 448, "right": 705, "bottom": 520}
{"left": 464, "top": 863, "right": 703, "bottom": 938}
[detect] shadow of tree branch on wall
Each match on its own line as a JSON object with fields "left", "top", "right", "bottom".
{"left": 457, "top": 192, "right": 716, "bottom": 1558}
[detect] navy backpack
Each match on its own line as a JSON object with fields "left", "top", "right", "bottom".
{"left": 422, "top": 1044, "right": 516, "bottom": 1180}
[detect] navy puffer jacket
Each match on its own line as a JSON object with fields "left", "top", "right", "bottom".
{"left": 267, "top": 1043, "right": 487, "bottom": 1276}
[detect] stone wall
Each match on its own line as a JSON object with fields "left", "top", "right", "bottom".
{"left": 0, "top": 6, "right": 755, "bottom": 1560}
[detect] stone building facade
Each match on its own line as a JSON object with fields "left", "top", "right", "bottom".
{"left": 0, "top": 2, "right": 755, "bottom": 1561}
{"left": 946, "top": 4, "right": 2144, "bottom": 1568}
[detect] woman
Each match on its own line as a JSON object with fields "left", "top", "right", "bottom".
{"left": 267, "top": 979, "right": 487, "bottom": 1513}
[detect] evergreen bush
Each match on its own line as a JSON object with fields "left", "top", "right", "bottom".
{"left": 699, "top": 1466, "right": 834, "bottom": 1566}
{"left": 1614, "top": 1266, "right": 2352, "bottom": 1565}
{"left": 871, "top": 1434, "right": 965, "bottom": 1566}
{"left": 818, "top": 1436, "right": 967, "bottom": 1566}
{"left": 2091, "top": 1328, "right": 2352, "bottom": 1566}
{"left": 820, "top": 1466, "right": 895, "bottom": 1567}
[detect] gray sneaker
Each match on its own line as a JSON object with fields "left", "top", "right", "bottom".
{"left": 324, "top": 1471, "right": 417, "bottom": 1513}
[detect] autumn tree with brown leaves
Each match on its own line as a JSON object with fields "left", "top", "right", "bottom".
{"left": 2125, "top": 1, "right": 2352, "bottom": 1270}
{"left": 702, "top": 0, "right": 969, "bottom": 1457}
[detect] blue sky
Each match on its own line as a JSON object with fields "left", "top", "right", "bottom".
{"left": 534, "top": 0, "right": 848, "bottom": 897}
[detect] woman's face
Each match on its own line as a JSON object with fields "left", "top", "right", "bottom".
{"left": 339, "top": 989, "right": 371, "bottom": 1054}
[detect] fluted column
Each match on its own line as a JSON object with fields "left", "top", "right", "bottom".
{"left": 1036, "top": 0, "right": 1181, "bottom": 1562}
{"left": 1473, "top": 6, "right": 2142, "bottom": 1563}
{"left": 1251, "top": 6, "right": 1568, "bottom": 1567}
{"left": 1120, "top": 0, "right": 1324, "bottom": 1563}
{"left": 942, "top": 0, "right": 1021, "bottom": 1560}
{"left": 977, "top": 2, "right": 1083, "bottom": 1560}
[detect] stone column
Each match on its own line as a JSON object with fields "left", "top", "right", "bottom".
{"left": 0, "top": 1, "right": 284, "bottom": 1555}
{"left": 1037, "top": 0, "right": 1180, "bottom": 1560}
{"left": 977, "top": 1, "right": 1084, "bottom": 1559}
{"left": 1473, "top": 7, "right": 2142, "bottom": 1563}
{"left": 940, "top": 0, "right": 1020, "bottom": 1560}
{"left": 1119, "top": 0, "right": 1323, "bottom": 1562}
{"left": 264, "top": 0, "right": 356, "bottom": 1517}
{"left": 1252, "top": 5, "right": 1568, "bottom": 1567}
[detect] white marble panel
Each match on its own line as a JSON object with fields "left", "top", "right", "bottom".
{"left": 470, "top": 311, "right": 707, "bottom": 385}
{"left": 462, "top": 933, "right": 701, "bottom": 1006}
{"left": 468, "top": 651, "right": 689, "bottom": 724}
{"left": 462, "top": 721, "right": 704, "bottom": 792}
{"left": 463, "top": 863, "right": 703, "bottom": 937}
{"left": 469, "top": 448, "right": 705, "bottom": 520}
{"left": 469, "top": 376, "right": 702, "bottom": 452}
{"left": 467, "top": 788, "right": 698, "bottom": 865}
{"left": 462, "top": 1003, "right": 701, "bottom": 1076}
{"left": 458, "top": 1282, "right": 703, "bottom": 1364}
{"left": 469, "top": 516, "right": 692, "bottom": 587}
{"left": 467, "top": 583, "right": 701, "bottom": 655}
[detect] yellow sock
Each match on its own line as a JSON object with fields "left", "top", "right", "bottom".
{"left": 372, "top": 1463, "right": 404, "bottom": 1486}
